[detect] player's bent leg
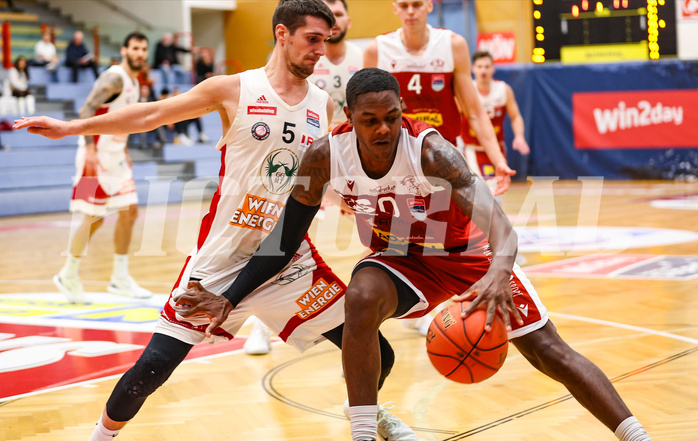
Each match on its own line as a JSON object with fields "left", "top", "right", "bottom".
{"left": 91, "top": 333, "right": 192, "bottom": 439}
{"left": 511, "top": 321, "right": 651, "bottom": 439}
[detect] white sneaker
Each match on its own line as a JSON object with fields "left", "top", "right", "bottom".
{"left": 401, "top": 315, "right": 432, "bottom": 337}
{"left": 107, "top": 275, "right": 153, "bottom": 299}
{"left": 176, "top": 134, "right": 195, "bottom": 146}
{"left": 198, "top": 133, "right": 210, "bottom": 143}
{"left": 53, "top": 273, "right": 87, "bottom": 303}
{"left": 244, "top": 319, "right": 272, "bottom": 355}
{"left": 377, "top": 402, "right": 419, "bottom": 441}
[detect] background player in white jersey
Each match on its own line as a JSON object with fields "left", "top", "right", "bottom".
{"left": 53, "top": 32, "right": 151, "bottom": 303}
{"left": 176, "top": 68, "right": 653, "bottom": 441}
{"left": 15, "top": 2, "right": 416, "bottom": 441}
{"left": 308, "top": 0, "right": 362, "bottom": 128}
{"left": 245, "top": 0, "right": 364, "bottom": 356}
{"left": 460, "top": 50, "right": 530, "bottom": 189}
{"left": 363, "top": 0, "right": 515, "bottom": 196}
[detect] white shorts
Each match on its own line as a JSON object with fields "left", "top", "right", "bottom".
{"left": 156, "top": 238, "right": 347, "bottom": 353}
{"left": 70, "top": 144, "right": 137, "bottom": 217}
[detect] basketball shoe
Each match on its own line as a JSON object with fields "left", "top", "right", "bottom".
{"left": 343, "top": 399, "right": 419, "bottom": 441}
{"left": 107, "top": 275, "right": 153, "bottom": 299}
{"left": 244, "top": 318, "right": 272, "bottom": 355}
{"left": 53, "top": 273, "right": 87, "bottom": 303}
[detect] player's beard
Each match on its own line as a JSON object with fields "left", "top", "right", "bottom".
{"left": 328, "top": 28, "right": 347, "bottom": 44}
{"left": 126, "top": 55, "right": 145, "bottom": 72}
{"left": 287, "top": 59, "right": 315, "bottom": 80}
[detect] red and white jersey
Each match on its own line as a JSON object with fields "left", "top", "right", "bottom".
{"left": 78, "top": 65, "right": 139, "bottom": 153}
{"left": 461, "top": 79, "right": 507, "bottom": 151}
{"left": 189, "top": 67, "right": 329, "bottom": 293}
{"left": 376, "top": 26, "right": 461, "bottom": 143}
{"left": 328, "top": 116, "right": 487, "bottom": 255}
{"left": 308, "top": 41, "right": 362, "bottom": 128}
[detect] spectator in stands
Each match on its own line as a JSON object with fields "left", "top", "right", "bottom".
{"left": 170, "top": 87, "right": 208, "bottom": 144}
{"left": 195, "top": 47, "right": 214, "bottom": 84}
{"left": 65, "top": 30, "right": 99, "bottom": 83}
{"left": 128, "top": 83, "right": 167, "bottom": 149}
{"left": 154, "top": 32, "right": 190, "bottom": 88}
{"left": 31, "top": 30, "right": 59, "bottom": 81}
{"left": 8, "top": 56, "right": 35, "bottom": 115}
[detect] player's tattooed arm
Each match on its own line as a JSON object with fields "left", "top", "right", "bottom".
{"left": 291, "top": 136, "right": 331, "bottom": 207}
{"left": 421, "top": 133, "right": 522, "bottom": 330}
{"left": 79, "top": 72, "right": 124, "bottom": 145}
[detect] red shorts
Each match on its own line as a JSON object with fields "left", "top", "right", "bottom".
{"left": 358, "top": 245, "right": 548, "bottom": 339}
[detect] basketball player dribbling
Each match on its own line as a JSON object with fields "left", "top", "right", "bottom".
{"left": 175, "top": 68, "right": 653, "bottom": 441}
{"left": 14, "top": 2, "right": 417, "bottom": 440}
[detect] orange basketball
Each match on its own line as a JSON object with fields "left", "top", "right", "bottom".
{"left": 426, "top": 302, "right": 509, "bottom": 384}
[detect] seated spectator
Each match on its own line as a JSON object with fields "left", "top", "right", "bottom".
{"left": 154, "top": 32, "right": 191, "bottom": 88}
{"left": 31, "top": 30, "right": 59, "bottom": 81}
{"left": 65, "top": 31, "right": 99, "bottom": 83}
{"left": 9, "top": 56, "right": 36, "bottom": 115}
{"left": 128, "top": 83, "right": 168, "bottom": 149}
{"left": 170, "top": 88, "right": 208, "bottom": 144}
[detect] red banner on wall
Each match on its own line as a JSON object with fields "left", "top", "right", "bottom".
{"left": 572, "top": 90, "right": 698, "bottom": 149}
{"left": 476, "top": 32, "right": 516, "bottom": 64}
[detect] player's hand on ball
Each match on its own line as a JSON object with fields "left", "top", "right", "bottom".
{"left": 454, "top": 273, "right": 522, "bottom": 332}
{"left": 173, "top": 281, "right": 233, "bottom": 338}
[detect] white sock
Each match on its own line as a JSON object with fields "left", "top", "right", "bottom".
{"left": 88, "top": 417, "right": 121, "bottom": 441}
{"left": 61, "top": 255, "right": 80, "bottom": 278}
{"left": 615, "top": 416, "right": 652, "bottom": 441}
{"left": 348, "top": 404, "right": 378, "bottom": 441}
{"left": 113, "top": 254, "right": 129, "bottom": 279}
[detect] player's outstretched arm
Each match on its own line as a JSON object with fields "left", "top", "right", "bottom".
{"left": 14, "top": 75, "right": 235, "bottom": 139}
{"left": 421, "top": 133, "right": 523, "bottom": 331}
{"left": 451, "top": 33, "right": 515, "bottom": 195}
{"left": 505, "top": 84, "right": 530, "bottom": 155}
{"left": 174, "top": 137, "right": 333, "bottom": 336}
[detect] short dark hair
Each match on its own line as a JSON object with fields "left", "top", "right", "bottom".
{"left": 272, "top": 0, "right": 335, "bottom": 42}
{"left": 325, "top": 0, "right": 348, "bottom": 11}
{"left": 472, "top": 50, "right": 493, "bottom": 64}
{"left": 346, "top": 68, "right": 400, "bottom": 110}
{"left": 123, "top": 31, "right": 148, "bottom": 48}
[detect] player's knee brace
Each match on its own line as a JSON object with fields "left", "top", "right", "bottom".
{"left": 106, "top": 334, "right": 191, "bottom": 421}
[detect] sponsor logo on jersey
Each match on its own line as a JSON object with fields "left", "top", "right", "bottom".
{"left": 346, "top": 180, "right": 356, "bottom": 192}
{"left": 273, "top": 264, "right": 313, "bottom": 285}
{"left": 314, "top": 78, "right": 326, "bottom": 89}
{"left": 431, "top": 74, "right": 445, "bottom": 92}
{"left": 256, "top": 95, "right": 269, "bottom": 104}
{"left": 307, "top": 109, "right": 321, "bottom": 135}
{"left": 404, "top": 111, "right": 443, "bottom": 127}
{"left": 408, "top": 198, "right": 427, "bottom": 221}
{"left": 261, "top": 148, "right": 299, "bottom": 195}
{"left": 294, "top": 278, "right": 343, "bottom": 319}
{"left": 430, "top": 58, "right": 445, "bottom": 70}
{"left": 369, "top": 184, "right": 396, "bottom": 196}
{"left": 313, "top": 68, "right": 330, "bottom": 75}
{"left": 400, "top": 175, "right": 422, "bottom": 196}
{"left": 390, "top": 60, "right": 397, "bottom": 69}
{"left": 251, "top": 121, "right": 271, "bottom": 140}
{"left": 348, "top": 66, "right": 359, "bottom": 76}
{"left": 298, "top": 134, "right": 314, "bottom": 153}
{"left": 248, "top": 106, "right": 277, "bottom": 116}
{"left": 229, "top": 193, "right": 285, "bottom": 232}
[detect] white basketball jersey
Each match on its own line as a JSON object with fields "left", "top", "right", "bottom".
{"left": 190, "top": 67, "right": 329, "bottom": 290}
{"left": 79, "top": 65, "right": 139, "bottom": 152}
{"left": 308, "top": 41, "right": 362, "bottom": 127}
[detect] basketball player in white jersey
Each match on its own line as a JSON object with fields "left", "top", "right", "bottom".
{"left": 244, "top": 0, "right": 364, "bottom": 357}
{"left": 176, "top": 68, "right": 653, "bottom": 441}
{"left": 308, "top": 0, "right": 363, "bottom": 128}
{"left": 363, "top": 0, "right": 514, "bottom": 196}
{"left": 52, "top": 32, "right": 151, "bottom": 303}
{"left": 460, "top": 50, "right": 529, "bottom": 189}
{"left": 15, "top": 2, "right": 416, "bottom": 441}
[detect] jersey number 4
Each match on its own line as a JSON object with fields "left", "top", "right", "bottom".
{"left": 407, "top": 74, "right": 422, "bottom": 95}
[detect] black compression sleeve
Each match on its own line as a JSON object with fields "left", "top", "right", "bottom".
{"left": 222, "top": 195, "right": 320, "bottom": 307}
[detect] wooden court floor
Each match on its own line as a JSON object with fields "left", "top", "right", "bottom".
{"left": 0, "top": 180, "right": 697, "bottom": 440}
